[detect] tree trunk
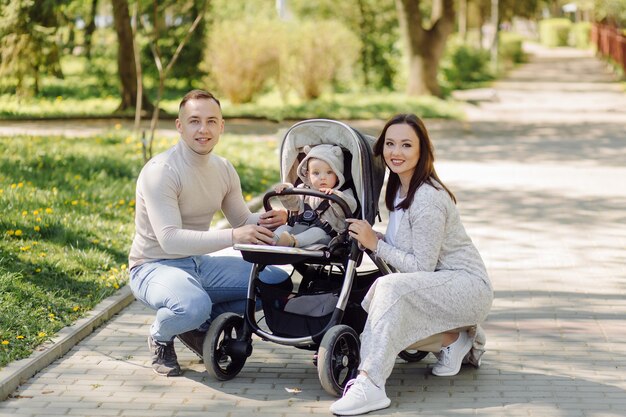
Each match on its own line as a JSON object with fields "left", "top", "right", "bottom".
{"left": 111, "top": 0, "right": 152, "bottom": 112}
{"left": 396, "top": 0, "right": 455, "bottom": 97}
{"left": 84, "top": 0, "right": 99, "bottom": 59}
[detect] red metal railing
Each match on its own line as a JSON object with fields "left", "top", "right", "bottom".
{"left": 591, "top": 23, "right": 626, "bottom": 73}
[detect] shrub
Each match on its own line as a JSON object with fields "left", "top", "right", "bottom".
{"left": 440, "top": 39, "right": 493, "bottom": 90}
{"left": 278, "top": 20, "right": 360, "bottom": 100}
{"left": 499, "top": 32, "right": 526, "bottom": 64}
{"left": 571, "top": 22, "right": 592, "bottom": 49}
{"left": 539, "top": 18, "right": 572, "bottom": 47}
{"left": 205, "top": 20, "right": 280, "bottom": 104}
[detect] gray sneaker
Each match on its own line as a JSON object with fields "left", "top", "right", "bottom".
{"left": 148, "top": 336, "right": 181, "bottom": 376}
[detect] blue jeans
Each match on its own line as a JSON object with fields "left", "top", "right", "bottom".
{"left": 129, "top": 255, "right": 288, "bottom": 342}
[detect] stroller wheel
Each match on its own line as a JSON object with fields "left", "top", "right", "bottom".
{"left": 204, "top": 313, "right": 251, "bottom": 381}
{"left": 317, "top": 325, "right": 360, "bottom": 397}
{"left": 398, "top": 349, "right": 429, "bottom": 362}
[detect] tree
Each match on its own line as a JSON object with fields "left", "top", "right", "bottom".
{"left": 139, "top": 0, "right": 207, "bottom": 161}
{"left": 395, "top": 0, "right": 456, "bottom": 97}
{"left": 0, "top": 0, "right": 64, "bottom": 95}
{"left": 111, "top": 0, "right": 152, "bottom": 112}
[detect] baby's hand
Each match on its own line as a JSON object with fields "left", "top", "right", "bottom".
{"left": 319, "top": 187, "right": 334, "bottom": 195}
{"left": 274, "top": 184, "right": 289, "bottom": 193}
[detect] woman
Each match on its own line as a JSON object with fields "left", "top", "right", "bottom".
{"left": 330, "top": 114, "right": 493, "bottom": 415}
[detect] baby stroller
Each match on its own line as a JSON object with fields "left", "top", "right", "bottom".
{"left": 203, "top": 119, "right": 427, "bottom": 396}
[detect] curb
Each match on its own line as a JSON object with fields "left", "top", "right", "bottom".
{"left": 0, "top": 286, "right": 135, "bottom": 401}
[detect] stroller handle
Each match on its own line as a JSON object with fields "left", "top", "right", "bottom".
{"left": 263, "top": 189, "right": 355, "bottom": 219}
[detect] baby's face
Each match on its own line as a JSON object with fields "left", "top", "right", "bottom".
{"left": 307, "top": 158, "right": 338, "bottom": 190}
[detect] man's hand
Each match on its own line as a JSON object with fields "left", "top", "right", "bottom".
{"left": 258, "top": 209, "right": 287, "bottom": 230}
{"left": 232, "top": 224, "right": 275, "bottom": 245}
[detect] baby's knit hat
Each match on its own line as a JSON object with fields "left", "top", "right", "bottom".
{"left": 297, "top": 144, "right": 345, "bottom": 189}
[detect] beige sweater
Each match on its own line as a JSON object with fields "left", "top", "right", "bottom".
{"left": 128, "top": 140, "right": 259, "bottom": 269}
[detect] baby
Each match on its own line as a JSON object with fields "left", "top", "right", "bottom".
{"left": 273, "top": 144, "right": 358, "bottom": 248}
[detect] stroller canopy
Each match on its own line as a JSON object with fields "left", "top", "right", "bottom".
{"left": 279, "top": 119, "right": 386, "bottom": 224}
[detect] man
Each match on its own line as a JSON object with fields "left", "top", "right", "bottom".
{"left": 128, "top": 89, "right": 288, "bottom": 376}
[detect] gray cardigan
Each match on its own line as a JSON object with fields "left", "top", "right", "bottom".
{"left": 376, "top": 182, "right": 488, "bottom": 284}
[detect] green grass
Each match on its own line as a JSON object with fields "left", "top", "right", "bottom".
{"left": 0, "top": 131, "right": 281, "bottom": 368}
{"left": 0, "top": 91, "right": 464, "bottom": 121}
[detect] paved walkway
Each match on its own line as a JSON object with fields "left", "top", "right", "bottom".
{"left": 1, "top": 44, "right": 626, "bottom": 416}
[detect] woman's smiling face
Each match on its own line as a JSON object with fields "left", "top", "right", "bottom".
{"left": 382, "top": 123, "right": 420, "bottom": 183}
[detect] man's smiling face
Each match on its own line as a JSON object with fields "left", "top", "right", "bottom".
{"left": 175, "top": 98, "right": 224, "bottom": 155}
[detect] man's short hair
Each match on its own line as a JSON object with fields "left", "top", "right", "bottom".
{"left": 179, "top": 89, "right": 221, "bottom": 112}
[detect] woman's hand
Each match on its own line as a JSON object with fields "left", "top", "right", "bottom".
{"left": 346, "top": 219, "right": 378, "bottom": 252}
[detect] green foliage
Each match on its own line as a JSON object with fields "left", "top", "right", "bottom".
{"left": 205, "top": 19, "right": 280, "bottom": 104}
{"left": 0, "top": 130, "right": 280, "bottom": 366}
{"left": 205, "top": 18, "right": 360, "bottom": 103}
{"left": 571, "top": 22, "right": 592, "bottom": 49}
{"left": 594, "top": 0, "right": 626, "bottom": 27}
{"left": 279, "top": 20, "right": 361, "bottom": 100}
{"left": 440, "top": 39, "right": 493, "bottom": 90}
{"left": 539, "top": 18, "right": 572, "bottom": 47}
{"left": 290, "top": 0, "right": 400, "bottom": 90}
{"left": 499, "top": 32, "right": 526, "bottom": 64}
{"left": 138, "top": 0, "right": 208, "bottom": 90}
{"left": 0, "top": 0, "right": 65, "bottom": 95}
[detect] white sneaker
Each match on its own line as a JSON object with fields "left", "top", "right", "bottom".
{"left": 329, "top": 375, "right": 391, "bottom": 415}
{"left": 432, "top": 331, "right": 473, "bottom": 377}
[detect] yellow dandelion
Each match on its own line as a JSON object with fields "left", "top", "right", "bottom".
{"left": 38, "top": 332, "right": 47, "bottom": 338}
{"left": 121, "top": 264, "right": 127, "bottom": 270}
{"left": 14, "top": 229, "right": 22, "bottom": 236}
{"left": 34, "top": 225, "right": 41, "bottom": 232}
{"left": 35, "top": 268, "right": 41, "bottom": 273}
{"left": 74, "top": 175, "right": 81, "bottom": 180}
{"left": 0, "top": 189, "right": 4, "bottom": 194}
{"left": 45, "top": 207, "right": 53, "bottom": 214}
{"left": 39, "top": 252, "right": 46, "bottom": 258}
{"left": 6, "top": 230, "right": 14, "bottom": 236}
{"left": 33, "top": 210, "right": 39, "bottom": 216}
{"left": 125, "top": 136, "right": 133, "bottom": 144}
{"left": 20, "top": 246, "right": 31, "bottom": 251}
{"left": 22, "top": 210, "right": 28, "bottom": 216}
{"left": 245, "top": 194, "right": 252, "bottom": 202}
{"left": 56, "top": 95, "right": 63, "bottom": 101}
{"left": 71, "top": 200, "right": 78, "bottom": 205}
{"left": 10, "top": 183, "right": 16, "bottom": 189}
{"left": 1, "top": 340, "right": 9, "bottom": 345}
{"left": 16, "top": 335, "right": 24, "bottom": 340}
{"left": 36, "top": 217, "right": 42, "bottom": 222}
{"left": 17, "top": 182, "right": 23, "bottom": 188}
{"left": 73, "top": 306, "right": 80, "bottom": 312}
{"left": 118, "top": 199, "right": 125, "bottom": 205}
{"left": 91, "top": 239, "right": 100, "bottom": 244}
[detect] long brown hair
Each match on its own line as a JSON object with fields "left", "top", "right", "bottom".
{"left": 373, "top": 113, "right": 456, "bottom": 211}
